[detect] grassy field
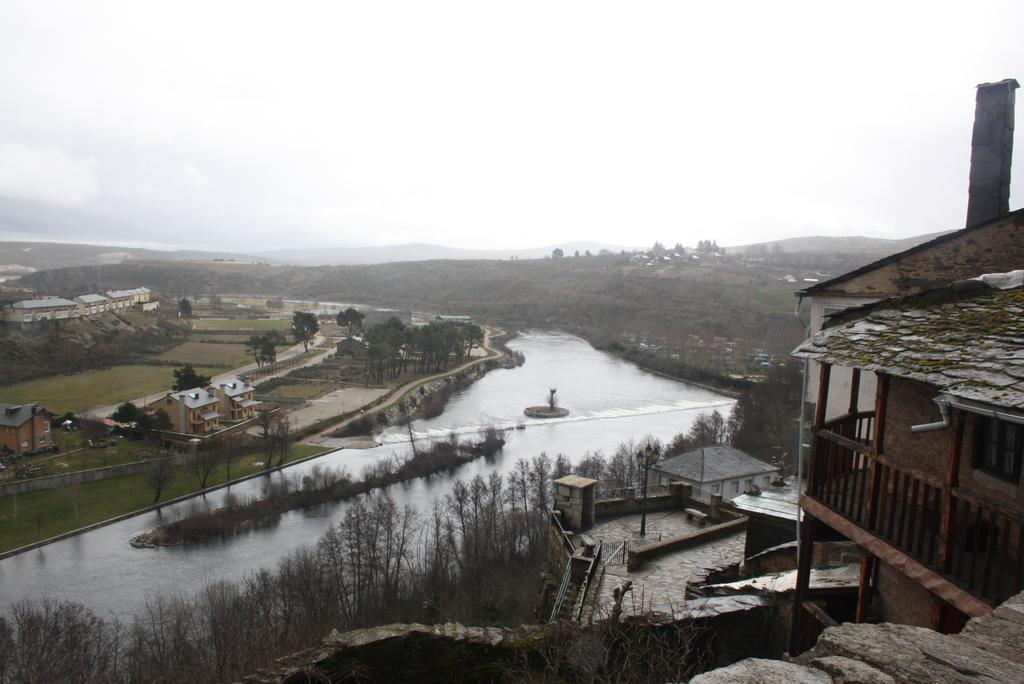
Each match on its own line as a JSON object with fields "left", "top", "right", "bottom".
{"left": 156, "top": 341, "right": 255, "bottom": 367}
{"left": 1, "top": 364, "right": 221, "bottom": 414}
{"left": 191, "top": 333, "right": 265, "bottom": 343}
{"left": 193, "top": 318, "right": 291, "bottom": 331}
{"left": 0, "top": 443, "right": 330, "bottom": 553}
{"left": 750, "top": 283, "right": 801, "bottom": 314}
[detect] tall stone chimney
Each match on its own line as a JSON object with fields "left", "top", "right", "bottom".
{"left": 966, "top": 78, "right": 1019, "bottom": 227}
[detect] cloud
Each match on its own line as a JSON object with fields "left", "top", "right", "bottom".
{"left": 0, "top": 141, "right": 99, "bottom": 206}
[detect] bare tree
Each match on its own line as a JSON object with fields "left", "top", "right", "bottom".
{"left": 192, "top": 440, "right": 220, "bottom": 489}
{"left": 146, "top": 459, "right": 176, "bottom": 503}
{"left": 255, "top": 409, "right": 277, "bottom": 473}
{"left": 272, "top": 419, "right": 290, "bottom": 467}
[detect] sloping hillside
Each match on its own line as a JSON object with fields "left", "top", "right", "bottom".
{"left": 16, "top": 256, "right": 806, "bottom": 354}
{"left": 0, "top": 309, "right": 189, "bottom": 385}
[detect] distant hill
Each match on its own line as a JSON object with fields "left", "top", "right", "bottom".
{"left": 0, "top": 241, "right": 266, "bottom": 275}
{"left": 254, "top": 241, "right": 630, "bottom": 265}
{"left": 728, "top": 231, "right": 952, "bottom": 255}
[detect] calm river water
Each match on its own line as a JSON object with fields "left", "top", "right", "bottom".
{"left": 0, "top": 332, "right": 733, "bottom": 619}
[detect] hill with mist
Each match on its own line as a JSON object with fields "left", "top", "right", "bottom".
{"left": 728, "top": 231, "right": 951, "bottom": 255}
{"left": 16, "top": 255, "right": 806, "bottom": 354}
{"left": 0, "top": 241, "right": 260, "bottom": 274}
{"left": 254, "top": 241, "right": 630, "bottom": 265}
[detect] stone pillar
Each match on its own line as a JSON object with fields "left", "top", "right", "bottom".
{"left": 552, "top": 476, "right": 598, "bottom": 530}
{"left": 966, "top": 79, "right": 1018, "bottom": 227}
{"left": 669, "top": 481, "right": 692, "bottom": 507}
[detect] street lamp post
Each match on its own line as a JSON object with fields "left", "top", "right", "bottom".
{"left": 635, "top": 444, "right": 660, "bottom": 536}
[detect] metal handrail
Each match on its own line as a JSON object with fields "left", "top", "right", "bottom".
{"left": 596, "top": 483, "right": 672, "bottom": 500}
{"left": 550, "top": 510, "right": 576, "bottom": 555}
{"left": 548, "top": 557, "right": 574, "bottom": 623}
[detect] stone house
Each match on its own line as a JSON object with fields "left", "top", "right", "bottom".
{"left": 790, "top": 272, "right": 1024, "bottom": 651}
{"left": 647, "top": 445, "right": 779, "bottom": 501}
{"left": 0, "top": 403, "right": 52, "bottom": 454}
{"left": 211, "top": 379, "right": 258, "bottom": 421}
{"left": 150, "top": 387, "right": 221, "bottom": 435}
{"left": 335, "top": 336, "right": 369, "bottom": 361}
{"left": 798, "top": 79, "right": 1022, "bottom": 422}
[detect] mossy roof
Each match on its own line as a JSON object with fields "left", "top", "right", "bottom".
{"left": 793, "top": 281, "right": 1024, "bottom": 409}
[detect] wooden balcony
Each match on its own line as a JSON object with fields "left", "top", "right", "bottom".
{"left": 805, "top": 411, "right": 1024, "bottom": 608}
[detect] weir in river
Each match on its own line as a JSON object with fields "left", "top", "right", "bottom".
{"left": 0, "top": 332, "right": 734, "bottom": 619}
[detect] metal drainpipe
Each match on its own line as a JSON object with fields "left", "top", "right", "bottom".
{"left": 910, "top": 396, "right": 951, "bottom": 433}
{"left": 794, "top": 295, "right": 811, "bottom": 546}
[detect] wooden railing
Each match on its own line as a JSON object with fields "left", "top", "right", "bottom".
{"left": 809, "top": 412, "right": 1024, "bottom": 606}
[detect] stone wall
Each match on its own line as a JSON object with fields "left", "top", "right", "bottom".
{"left": 875, "top": 561, "right": 936, "bottom": 628}
{"left": 0, "top": 452, "right": 188, "bottom": 496}
{"left": 740, "top": 510, "right": 797, "bottom": 559}
{"left": 880, "top": 377, "right": 949, "bottom": 481}
{"left": 627, "top": 518, "right": 748, "bottom": 571}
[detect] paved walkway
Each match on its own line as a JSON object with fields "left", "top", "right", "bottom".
{"left": 586, "top": 510, "right": 746, "bottom": 618}
{"left": 279, "top": 387, "right": 390, "bottom": 432}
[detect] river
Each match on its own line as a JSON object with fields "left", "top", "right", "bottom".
{"left": 0, "top": 332, "right": 733, "bottom": 620}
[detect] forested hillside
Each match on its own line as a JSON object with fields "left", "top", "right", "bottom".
{"left": 18, "top": 256, "right": 805, "bottom": 354}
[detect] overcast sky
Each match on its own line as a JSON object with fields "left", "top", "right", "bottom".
{"left": 0, "top": 1, "right": 1022, "bottom": 253}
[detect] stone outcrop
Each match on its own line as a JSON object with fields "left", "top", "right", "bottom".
{"left": 245, "top": 623, "right": 539, "bottom": 683}
{"left": 694, "top": 590, "right": 1024, "bottom": 683}
{"left": 690, "top": 658, "right": 832, "bottom": 683}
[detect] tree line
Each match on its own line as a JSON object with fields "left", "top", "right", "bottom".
{"left": 364, "top": 318, "right": 484, "bottom": 386}
{"left": 0, "top": 455, "right": 558, "bottom": 682}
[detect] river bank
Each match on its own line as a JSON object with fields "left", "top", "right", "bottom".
{"left": 132, "top": 428, "right": 508, "bottom": 547}
{"left": 0, "top": 332, "right": 735, "bottom": 620}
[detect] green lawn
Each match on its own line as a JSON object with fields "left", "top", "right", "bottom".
{"left": 193, "top": 318, "right": 291, "bottom": 331}
{"left": 191, "top": 333, "right": 266, "bottom": 343}
{"left": 156, "top": 341, "right": 255, "bottom": 367}
{"left": 1, "top": 365, "right": 221, "bottom": 414}
{"left": 0, "top": 444, "right": 330, "bottom": 553}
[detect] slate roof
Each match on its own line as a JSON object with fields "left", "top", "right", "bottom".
{"left": 215, "top": 379, "right": 254, "bottom": 397}
{"left": 173, "top": 388, "right": 219, "bottom": 409}
{"left": 730, "top": 478, "right": 800, "bottom": 521}
{"left": 11, "top": 298, "right": 77, "bottom": 309}
{"left": 652, "top": 445, "right": 778, "bottom": 483}
{"left": 0, "top": 403, "right": 43, "bottom": 428}
{"left": 793, "top": 275, "right": 1024, "bottom": 410}
{"left": 198, "top": 410, "right": 221, "bottom": 421}
{"left": 75, "top": 294, "right": 108, "bottom": 304}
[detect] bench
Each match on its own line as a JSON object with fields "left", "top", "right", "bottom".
{"left": 684, "top": 508, "right": 709, "bottom": 525}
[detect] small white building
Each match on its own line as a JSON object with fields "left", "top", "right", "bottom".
{"left": 647, "top": 445, "right": 780, "bottom": 501}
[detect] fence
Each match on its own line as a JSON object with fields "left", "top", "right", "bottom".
{"left": 595, "top": 483, "right": 671, "bottom": 501}
{"left": 620, "top": 533, "right": 662, "bottom": 563}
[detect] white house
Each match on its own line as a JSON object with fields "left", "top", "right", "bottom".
{"left": 646, "top": 445, "right": 780, "bottom": 501}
